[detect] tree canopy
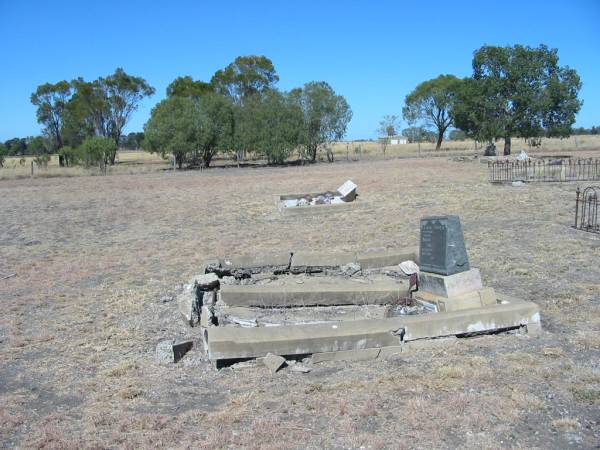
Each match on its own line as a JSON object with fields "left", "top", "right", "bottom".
{"left": 143, "top": 94, "right": 233, "bottom": 168}
{"left": 453, "top": 44, "right": 582, "bottom": 154}
{"left": 30, "top": 81, "right": 72, "bottom": 159}
{"left": 402, "top": 74, "right": 462, "bottom": 150}
{"left": 166, "top": 76, "right": 213, "bottom": 98}
{"left": 211, "top": 55, "right": 279, "bottom": 104}
{"left": 238, "top": 91, "right": 304, "bottom": 164}
{"left": 290, "top": 81, "right": 352, "bottom": 162}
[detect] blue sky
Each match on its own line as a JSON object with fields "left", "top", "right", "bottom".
{"left": 1, "top": 0, "right": 599, "bottom": 141}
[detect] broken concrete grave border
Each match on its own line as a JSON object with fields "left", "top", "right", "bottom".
{"left": 175, "top": 245, "right": 540, "bottom": 368}
{"left": 206, "top": 296, "right": 540, "bottom": 362}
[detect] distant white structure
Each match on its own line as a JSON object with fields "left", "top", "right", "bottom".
{"left": 389, "top": 135, "right": 408, "bottom": 145}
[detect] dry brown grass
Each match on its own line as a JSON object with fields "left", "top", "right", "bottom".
{"left": 1, "top": 150, "right": 599, "bottom": 448}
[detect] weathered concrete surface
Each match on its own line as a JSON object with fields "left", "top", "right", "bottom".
{"left": 291, "top": 251, "right": 356, "bottom": 270}
{"left": 401, "top": 300, "right": 539, "bottom": 341}
{"left": 311, "top": 347, "right": 382, "bottom": 363}
{"left": 207, "top": 297, "right": 540, "bottom": 361}
{"left": 263, "top": 353, "right": 286, "bottom": 374}
{"left": 177, "top": 284, "right": 198, "bottom": 326}
{"left": 310, "top": 339, "right": 458, "bottom": 363}
{"left": 208, "top": 320, "right": 403, "bottom": 361}
{"left": 356, "top": 247, "right": 420, "bottom": 269}
{"left": 419, "top": 268, "right": 483, "bottom": 298}
{"left": 193, "top": 273, "right": 220, "bottom": 290}
{"left": 219, "top": 278, "right": 408, "bottom": 307}
{"left": 415, "top": 287, "right": 497, "bottom": 312}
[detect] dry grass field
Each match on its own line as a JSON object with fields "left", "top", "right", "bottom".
{"left": 1, "top": 149, "right": 600, "bottom": 448}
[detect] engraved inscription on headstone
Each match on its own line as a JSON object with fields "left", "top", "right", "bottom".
{"left": 420, "top": 215, "right": 470, "bottom": 275}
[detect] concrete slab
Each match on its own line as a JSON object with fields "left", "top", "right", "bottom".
{"left": 219, "top": 278, "right": 408, "bottom": 307}
{"left": 400, "top": 300, "right": 539, "bottom": 341}
{"left": 356, "top": 247, "right": 420, "bottom": 269}
{"left": 207, "top": 320, "right": 403, "bottom": 361}
{"left": 207, "top": 297, "right": 540, "bottom": 361}
{"left": 419, "top": 268, "right": 483, "bottom": 298}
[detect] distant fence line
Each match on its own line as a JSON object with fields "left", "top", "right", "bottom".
{"left": 488, "top": 158, "right": 600, "bottom": 183}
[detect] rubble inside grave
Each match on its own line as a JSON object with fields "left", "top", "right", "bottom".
{"left": 276, "top": 180, "right": 358, "bottom": 214}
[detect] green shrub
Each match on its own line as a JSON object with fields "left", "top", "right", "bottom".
{"left": 77, "top": 137, "right": 117, "bottom": 168}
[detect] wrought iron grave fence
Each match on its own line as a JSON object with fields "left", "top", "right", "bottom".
{"left": 574, "top": 186, "right": 600, "bottom": 234}
{"left": 488, "top": 158, "right": 600, "bottom": 183}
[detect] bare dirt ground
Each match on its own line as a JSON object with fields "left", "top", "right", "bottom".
{"left": 1, "top": 154, "right": 599, "bottom": 449}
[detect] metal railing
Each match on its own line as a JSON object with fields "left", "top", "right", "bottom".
{"left": 488, "top": 158, "right": 600, "bottom": 183}
{"left": 574, "top": 186, "right": 600, "bottom": 234}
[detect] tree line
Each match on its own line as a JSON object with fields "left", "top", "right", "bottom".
{"left": 378, "top": 44, "right": 583, "bottom": 155}
{"left": 22, "top": 55, "right": 352, "bottom": 170}
{"left": 3, "top": 44, "right": 588, "bottom": 170}
{"left": 145, "top": 55, "right": 352, "bottom": 168}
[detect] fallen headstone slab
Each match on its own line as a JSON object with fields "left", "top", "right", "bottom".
{"left": 263, "top": 353, "right": 286, "bottom": 374}
{"left": 337, "top": 180, "right": 358, "bottom": 202}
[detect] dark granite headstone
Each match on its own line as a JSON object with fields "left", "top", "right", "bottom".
{"left": 419, "top": 215, "right": 470, "bottom": 275}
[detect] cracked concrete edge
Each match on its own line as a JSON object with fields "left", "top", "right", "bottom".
{"left": 311, "top": 338, "right": 459, "bottom": 363}
{"left": 200, "top": 246, "right": 419, "bottom": 274}
{"left": 206, "top": 296, "right": 541, "bottom": 361}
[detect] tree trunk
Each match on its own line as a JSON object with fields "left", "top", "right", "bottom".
{"left": 309, "top": 144, "right": 317, "bottom": 163}
{"left": 326, "top": 147, "right": 334, "bottom": 162}
{"left": 504, "top": 135, "right": 511, "bottom": 156}
{"left": 435, "top": 130, "right": 443, "bottom": 150}
{"left": 203, "top": 150, "right": 212, "bottom": 169}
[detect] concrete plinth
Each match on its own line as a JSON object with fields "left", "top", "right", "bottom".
{"left": 419, "top": 268, "right": 483, "bottom": 298}
{"left": 219, "top": 279, "right": 408, "bottom": 307}
{"left": 415, "top": 287, "right": 497, "bottom": 312}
